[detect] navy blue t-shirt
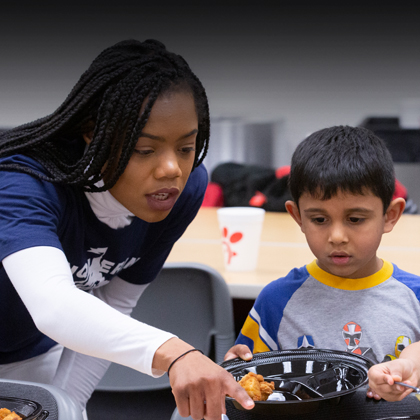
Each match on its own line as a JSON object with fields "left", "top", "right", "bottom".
{"left": 0, "top": 154, "right": 208, "bottom": 363}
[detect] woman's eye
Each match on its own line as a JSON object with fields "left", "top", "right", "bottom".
{"left": 134, "top": 149, "right": 153, "bottom": 156}
{"left": 179, "top": 147, "right": 196, "bottom": 154}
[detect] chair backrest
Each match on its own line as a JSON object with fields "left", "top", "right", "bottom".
{"left": 96, "top": 262, "right": 235, "bottom": 391}
{"left": 0, "top": 379, "right": 84, "bottom": 420}
{"left": 171, "top": 408, "right": 229, "bottom": 420}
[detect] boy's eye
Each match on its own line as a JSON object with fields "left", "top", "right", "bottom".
{"left": 311, "top": 217, "right": 326, "bottom": 224}
{"left": 349, "top": 217, "right": 364, "bottom": 224}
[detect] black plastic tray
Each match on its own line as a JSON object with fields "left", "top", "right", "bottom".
{"left": 221, "top": 348, "right": 373, "bottom": 415}
{"left": 0, "top": 396, "right": 45, "bottom": 419}
{"left": 376, "top": 417, "right": 420, "bottom": 420}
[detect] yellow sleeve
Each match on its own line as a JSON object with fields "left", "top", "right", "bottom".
{"left": 240, "top": 315, "right": 271, "bottom": 354}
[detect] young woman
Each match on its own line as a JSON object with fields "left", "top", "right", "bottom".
{"left": 0, "top": 39, "right": 253, "bottom": 420}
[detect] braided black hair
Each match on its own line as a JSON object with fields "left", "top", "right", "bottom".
{"left": 0, "top": 39, "right": 210, "bottom": 192}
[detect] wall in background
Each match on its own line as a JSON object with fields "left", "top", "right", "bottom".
{"left": 1, "top": 3, "right": 419, "bottom": 168}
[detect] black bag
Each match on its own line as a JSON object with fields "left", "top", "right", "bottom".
{"left": 211, "top": 162, "right": 292, "bottom": 212}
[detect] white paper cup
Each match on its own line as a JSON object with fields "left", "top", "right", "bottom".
{"left": 217, "top": 207, "right": 265, "bottom": 271}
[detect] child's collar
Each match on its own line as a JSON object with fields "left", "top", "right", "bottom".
{"left": 307, "top": 259, "right": 393, "bottom": 290}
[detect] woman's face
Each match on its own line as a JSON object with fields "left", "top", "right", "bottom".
{"left": 108, "top": 90, "right": 199, "bottom": 223}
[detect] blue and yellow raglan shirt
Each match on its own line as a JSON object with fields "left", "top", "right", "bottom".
{"left": 236, "top": 261, "right": 420, "bottom": 364}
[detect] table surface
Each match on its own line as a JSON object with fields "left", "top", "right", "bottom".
{"left": 167, "top": 207, "right": 420, "bottom": 298}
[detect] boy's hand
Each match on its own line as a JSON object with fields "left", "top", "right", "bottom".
{"left": 367, "top": 358, "right": 418, "bottom": 401}
{"left": 224, "top": 344, "right": 253, "bottom": 361}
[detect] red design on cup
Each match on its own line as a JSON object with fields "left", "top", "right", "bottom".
{"left": 222, "top": 227, "right": 243, "bottom": 264}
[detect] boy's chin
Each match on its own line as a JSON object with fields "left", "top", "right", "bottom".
{"left": 317, "top": 260, "right": 356, "bottom": 278}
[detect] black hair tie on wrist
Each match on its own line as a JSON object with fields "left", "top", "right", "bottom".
{"left": 167, "top": 349, "right": 204, "bottom": 377}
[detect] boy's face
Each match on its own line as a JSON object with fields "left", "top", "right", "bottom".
{"left": 286, "top": 190, "right": 405, "bottom": 279}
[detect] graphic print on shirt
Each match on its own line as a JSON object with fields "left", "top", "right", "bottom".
{"left": 342, "top": 321, "right": 378, "bottom": 362}
{"left": 70, "top": 247, "right": 140, "bottom": 289}
{"left": 297, "top": 335, "right": 314, "bottom": 349}
{"left": 383, "top": 335, "right": 412, "bottom": 362}
{"left": 395, "top": 335, "right": 411, "bottom": 357}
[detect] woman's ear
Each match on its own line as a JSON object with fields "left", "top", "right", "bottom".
{"left": 285, "top": 200, "right": 303, "bottom": 228}
{"left": 83, "top": 131, "right": 94, "bottom": 145}
{"left": 383, "top": 197, "right": 406, "bottom": 233}
{"left": 82, "top": 120, "right": 95, "bottom": 145}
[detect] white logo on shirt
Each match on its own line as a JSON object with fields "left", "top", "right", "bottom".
{"left": 70, "top": 247, "right": 140, "bottom": 289}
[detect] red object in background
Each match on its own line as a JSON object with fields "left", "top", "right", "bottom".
{"left": 275, "top": 165, "right": 291, "bottom": 179}
{"left": 203, "top": 164, "right": 408, "bottom": 209}
{"left": 202, "top": 182, "right": 224, "bottom": 207}
{"left": 393, "top": 179, "right": 407, "bottom": 200}
{"left": 249, "top": 191, "right": 267, "bottom": 207}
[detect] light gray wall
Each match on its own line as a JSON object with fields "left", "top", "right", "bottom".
{"left": 1, "top": 3, "right": 419, "bottom": 167}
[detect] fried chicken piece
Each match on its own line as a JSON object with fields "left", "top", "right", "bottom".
{"left": 0, "top": 408, "right": 10, "bottom": 417}
{"left": 0, "top": 409, "right": 22, "bottom": 420}
{"left": 239, "top": 372, "right": 262, "bottom": 401}
{"left": 0, "top": 409, "right": 11, "bottom": 420}
{"left": 238, "top": 372, "right": 274, "bottom": 401}
{"left": 4, "top": 413, "right": 21, "bottom": 420}
{"left": 260, "top": 380, "right": 275, "bottom": 401}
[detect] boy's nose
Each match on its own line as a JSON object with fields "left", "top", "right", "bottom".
{"left": 329, "top": 223, "right": 348, "bottom": 244}
{"left": 154, "top": 152, "right": 182, "bottom": 179}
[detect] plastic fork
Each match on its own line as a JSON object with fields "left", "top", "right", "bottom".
{"left": 395, "top": 381, "right": 420, "bottom": 401}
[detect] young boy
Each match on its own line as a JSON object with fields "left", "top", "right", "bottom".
{"left": 225, "top": 125, "right": 420, "bottom": 402}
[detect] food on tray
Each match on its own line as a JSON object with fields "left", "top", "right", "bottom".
{"left": 238, "top": 372, "right": 275, "bottom": 401}
{"left": 0, "top": 408, "right": 22, "bottom": 420}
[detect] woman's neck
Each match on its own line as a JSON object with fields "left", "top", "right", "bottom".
{"left": 84, "top": 181, "right": 135, "bottom": 229}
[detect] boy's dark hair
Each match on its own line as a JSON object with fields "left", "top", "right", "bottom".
{"left": 0, "top": 39, "right": 210, "bottom": 192}
{"left": 288, "top": 125, "right": 395, "bottom": 213}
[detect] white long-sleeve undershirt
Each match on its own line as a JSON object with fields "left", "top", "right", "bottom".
{"left": 3, "top": 246, "right": 175, "bottom": 378}
{"left": 84, "top": 182, "right": 135, "bottom": 229}
{"left": 2, "top": 182, "right": 177, "bottom": 406}
{"left": 52, "top": 276, "right": 151, "bottom": 408}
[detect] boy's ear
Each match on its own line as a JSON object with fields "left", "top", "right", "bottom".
{"left": 285, "top": 200, "right": 303, "bottom": 228}
{"left": 383, "top": 197, "right": 406, "bottom": 233}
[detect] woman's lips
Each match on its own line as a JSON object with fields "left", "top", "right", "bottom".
{"left": 146, "top": 188, "right": 179, "bottom": 212}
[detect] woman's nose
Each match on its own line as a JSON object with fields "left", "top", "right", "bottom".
{"left": 154, "top": 152, "right": 182, "bottom": 179}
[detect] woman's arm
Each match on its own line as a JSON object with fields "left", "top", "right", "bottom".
{"left": 3, "top": 246, "right": 175, "bottom": 376}
{"left": 4, "top": 246, "right": 254, "bottom": 418}
{"left": 52, "top": 276, "right": 150, "bottom": 409}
